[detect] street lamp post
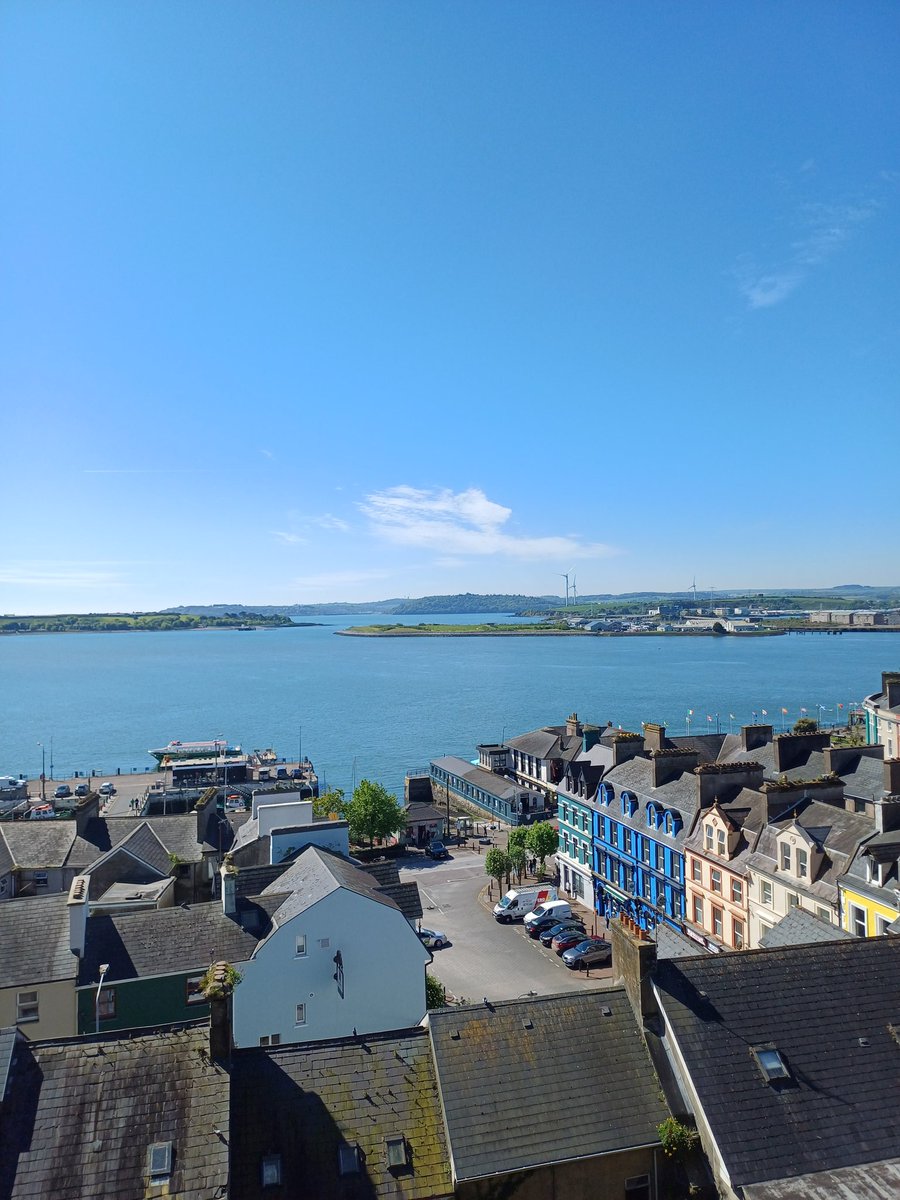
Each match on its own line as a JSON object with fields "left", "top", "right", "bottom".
{"left": 37, "top": 743, "right": 46, "bottom": 803}
{"left": 95, "top": 963, "right": 110, "bottom": 1034}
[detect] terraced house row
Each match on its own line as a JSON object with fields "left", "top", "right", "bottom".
{"left": 440, "top": 682, "right": 900, "bottom": 953}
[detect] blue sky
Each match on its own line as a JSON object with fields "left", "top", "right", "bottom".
{"left": 3, "top": 2, "right": 898, "bottom": 612}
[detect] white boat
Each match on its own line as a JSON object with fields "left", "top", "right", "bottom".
{"left": 149, "top": 739, "right": 241, "bottom": 764}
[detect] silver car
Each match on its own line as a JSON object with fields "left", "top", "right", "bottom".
{"left": 417, "top": 927, "right": 448, "bottom": 949}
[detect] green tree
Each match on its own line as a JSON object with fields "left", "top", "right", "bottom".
{"left": 793, "top": 717, "right": 818, "bottom": 734}
{"left": 507, "top": 827, "right": 529, "bottom": 854}
{"left": 341, "top": 779, "right": 405, "bottom": 848}
{"left": 711, "top": 621, "right": 727, "bottom": 636}
{"left": 508, "top": 843, "right": 527, "bottom": 884}
{"left": 484, "top": 847, "right": 511, "bottom": 893}
{"left": 425, "top": 973, "right": 447, "bottom": 1009}
{"left": 312, "top": 788, "right": 345, "bottom": 820}
{"left": 525, "top": 821, "right": 558, "bottom": 876}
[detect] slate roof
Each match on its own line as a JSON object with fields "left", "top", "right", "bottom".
{"left": 653, "top": 937, "right": 900, "bottom": 1188}
{"left": 746, "top": 799, "right": 874, "bottom": 904}
{"left": 654, "top": 923, "right": 710, "bottom": 960}
{"left": 229, "top": 1028, "right": 454, "bottom": 1199}
{"left": 741, "top": 1159, "right": 900, "bottom": 1200}
{"left": 681, "top": 788, "right": 770, "bottom": 870}
{"left": 428, "top": 989, "right": 668, "bottom": 1183}
{"left": 0, "top": 1023, "right": 229, "bottom": 1199}
{"left": 431, "top": 756, "right": 543, "bottom": 802}
{"left": 757, "top": 906, "right": 854, "bottom": 948}
{"left": 0, "top": 811, "right": 225, "bottom": 875}
{"left": 261, "top": 846, "right": 399, "bottom": 925}
{"left": 405, "top": 800, "right": 446, "bottom": 824}
{"left": 0, "top": 893, "right": 77, "bottom": 988}
{"left": 79, "top": 901, "right": 262, "bottom": 985}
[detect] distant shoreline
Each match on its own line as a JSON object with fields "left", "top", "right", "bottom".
{"left": 337, "top": 625, "right": 789, "bottom": 638}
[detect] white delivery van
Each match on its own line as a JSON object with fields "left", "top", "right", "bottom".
{"left": 523, "top": 898, "right": 572, "bottom": 931}
{"left": 493, "top": 884, "right": 558, "bottom": 923}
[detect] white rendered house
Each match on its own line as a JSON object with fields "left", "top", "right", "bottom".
{"left": 229, "top": 845, "right": 430, "bottom": 1048}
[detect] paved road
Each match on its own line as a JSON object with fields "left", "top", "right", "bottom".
{"left": 399, "top": 848, "right": 614, "bottom": 1004}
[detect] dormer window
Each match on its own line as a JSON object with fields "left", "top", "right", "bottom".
{"left": 716, "top": 828, "right": 726, "bottom": 856}
{"left": 622, "top": 791, "right": 637, "bottom": 817}
{"left": 646, "top": 804, "right": 657, "bottom": 829}
{"left": 796, "top": 848, "right": 808, "bottom": 879}
{"left": 780, "top": 843, "right": 791, "bottom": 871}
{"left": 704, "top": 825, "right": 714, "bottom": 852}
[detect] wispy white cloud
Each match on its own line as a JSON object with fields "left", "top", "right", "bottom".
{"left": 271, "top": 531, "right": 307, "bottom": 545}
{"left": 737, "top": 197, "right": 878, "bottom": 309}
{"left": 313, "top": 514, "right": 350, "bottom": 533}
{"left": 359, "top": 486, "right": 616, "bottom": 561}
{"left": 0, "top": 563, "right": 122, "bottom": 588}
{"left": 259, "top": 448, "right": 275, "bottom": 459}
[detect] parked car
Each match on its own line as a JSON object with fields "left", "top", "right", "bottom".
{"left": 98, "top": 782, "right": 116, "bottom": 796}
{"left": 225, "top": 794, "right": 244, "bottom": 811}
{"left": 522, "top": 899, "right": 572, "bottom": 932}
{"left": 417, "top": 927, "right": 448, "bottom": 949}
{"left": 276, "top": 767, "right": 288, "bottom": 779}
{"left": 74, "top": 783, "right": 90, "bottom": 797}
{"left": 427, "top": 840, "right": 449, "bottom": 859}
{"left": 551, "top": 927, "right": 592, "bottom": 955}
{"left": 54, "top": 784, "right": 72, "bottom": 799}
{"left": 538, "top": 919, "right": 586, "bottom": 948}
{"left": 493, "top": 885, "right": 558, "bottom": 923}
{"left": 562, "top": 938, "right": 613, "bottom": 970}
{"left": 528, "top": 912, "right": 578, "bottom": 939}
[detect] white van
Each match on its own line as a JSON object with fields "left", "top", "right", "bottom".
{"left": 523, "top": 899, "right": 572, "bottom": 931}
{"left": 493, "top": 885, "right": 558, "bottom": 923}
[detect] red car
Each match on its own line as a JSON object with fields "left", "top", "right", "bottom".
{"left": 551, "top": 927, "right": 592, "bottom": 955}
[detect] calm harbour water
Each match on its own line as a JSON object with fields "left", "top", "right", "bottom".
{"left": 2, "top": 616, "right": 898, "bottom": 797}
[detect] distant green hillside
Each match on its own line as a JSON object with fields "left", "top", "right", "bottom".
{"left": 0, "top": 611, "right": 295, "bottom": 633}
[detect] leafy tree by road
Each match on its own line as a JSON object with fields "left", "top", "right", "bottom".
{"left": 508, "top": 844, "right": 527, "bottom": 884}
{"left": 525, "top": 821, "right": 558, "bottom": 875}
{"left": 342, "top": 779, "right": 406, "bottom": 848}
{"left": 507, "top": 827, "right": 529, "bottom": 854}
{"left": 484, "top": 847, "right": 511, "bottom": 893}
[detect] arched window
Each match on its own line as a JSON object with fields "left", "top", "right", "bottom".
{"left": 621, "top": 791, "right": 637, "bottom": 817}
{"left": 599, "top": 783, "right": 613, "bottom": 806}
{"left": 646, "top": 803, "right": 657, "bottom": 828}
{"left": 664, "top": 812, "right": 674, "bottom": 834}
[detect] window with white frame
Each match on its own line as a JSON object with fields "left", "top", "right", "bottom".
{"left": 876, "top": 915, "right": 891, "bottom": 936}
{"left": 796, "top": 847, "right": 808, "bottom": 879}
{"left": 710, "top": 869, "right": 722, "bottom": 894}
{"left": 733, "top": 918, "right": 745, "bottom": 950}
{"left": 691, "top": 858, "right": 702, "bottom": 883}
{"left": 780, "top": 843, "right": 791, "bottom": 871}
{"left": 787, "top": 892, "right": 800, "bottom": 909}
{"left": 850, "top": 905, "right": 867, "bottom": 938}
{"left": 761, "top": 880, "right": 773, "bottom": 906}
{"left": 704, "top": 824, "right": 714, "bottom": 852}
{"left": 731, "top": 878, "right": 743, "bottom": 904}
{"left": 717, "top": 827, "right": 726, "bottom": 856}
{"left": 295, "top": 1003, "right": 307, "bottom": 1025}
{"left": 17, "top": 991, "right": 39, "bottom": 1023}
{"left": 712, "top": 906, "right": 724, "bottom": 938}
{"left": 295, "top": 934, "right": 307, "bottom": 957}
{"left": 693, "top": 895, "right": 703, "bottom": 925}
{"left": 816, "top": 906, "right": 831, "bottom": 923}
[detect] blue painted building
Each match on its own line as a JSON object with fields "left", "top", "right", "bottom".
{"left": 590, "top": 746, "right": 702, "bottom": 932}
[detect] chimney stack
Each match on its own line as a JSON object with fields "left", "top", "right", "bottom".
{"left": 884, "top": 759, "right": 900, "bottom": 798}
{"left": 221, "top": 857, "right": 237, "bottom": 917}
{"left": 643, "top": 723, "right": 667, "bottom": 754}
{"left": 75, "top": 793, "right": 101, "bottom": 837}
{"left": 741, "top": 724, "right": 773, "bottom": 752}
{"left": 67, "top": 873, "right": 91, "bottom": 957}
{"left": 651, "top": 749, "right": 699, "bottom": 788}
{"left": 609, "top": 915, "right": 658, "bottom": 1029}
{"left": 566, "top": 712, "right": 583, "bottom": 739}
{"left": 201, "top": 961, "right": 237, "bottom": 1065}
{"left": 882, "top": 672, "right": 900, "bottom": 709}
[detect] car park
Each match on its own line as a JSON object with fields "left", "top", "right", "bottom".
{"left": 427, "top": 840, "right": 449, "bottom": 859}
{"left": 538, "top": 920, "right": 586, "bottom": 948}
{"left": 417, "top": 927, "right": 448, "bottom": 949}
{"left": 562, "top": 938, "right": 612, "bottom": 970}
{"left": 98, "top": 782, "right": 116, "bottom": 796}
{"left": 54, "top": 784, "right": 72, "bottom": 799}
